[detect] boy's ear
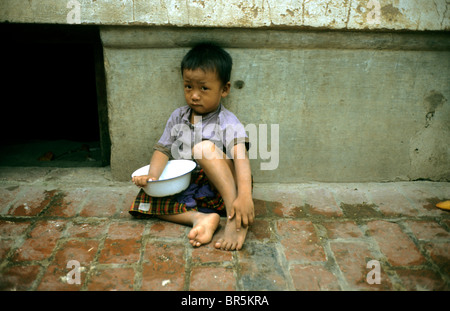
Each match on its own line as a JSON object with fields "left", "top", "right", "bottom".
{"left": 221, "top": 82, "right": 231, "bottom": 98}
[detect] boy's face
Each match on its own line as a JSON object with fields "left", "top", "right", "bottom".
{"left": 183, "top": 68, "right": 230, "bottom": 118}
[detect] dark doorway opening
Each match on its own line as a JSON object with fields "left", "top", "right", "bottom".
{"left": 0, "top": 23, "right": 110, "bottom": 167}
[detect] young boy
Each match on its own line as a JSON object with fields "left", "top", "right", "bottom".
{"left": 131, "top": 43, "right": 254, "bottom": 251}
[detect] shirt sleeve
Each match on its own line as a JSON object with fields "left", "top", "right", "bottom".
{"left": 220, "top": 112, "right": 250, "bottom": 159}
{"left": 153, "top": 109, "right": 180, "bottom": 159}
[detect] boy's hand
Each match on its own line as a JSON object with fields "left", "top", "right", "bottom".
{"left": 132, "top": 175, "right": 155, "bottom": 187}
{"left": 229, "top": 195, "right": 254, "bottom": 231}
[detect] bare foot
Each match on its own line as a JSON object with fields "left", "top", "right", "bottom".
{"left": 187, "top": 212, "right": 220, "bottom": 247}
{"left": 214, "top": 218, "right": 248, "bottom": 251}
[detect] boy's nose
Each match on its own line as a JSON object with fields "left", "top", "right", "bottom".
{"left": 191, "top": 92, "right": 200, "bottom": 101}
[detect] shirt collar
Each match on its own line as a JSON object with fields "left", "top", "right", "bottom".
{"left": 182, "top": 104, "right": 222, "bottom": 124}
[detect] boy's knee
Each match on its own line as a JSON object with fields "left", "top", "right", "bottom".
{"left": 192, "top": 140, "right": 220, "bottom": 160}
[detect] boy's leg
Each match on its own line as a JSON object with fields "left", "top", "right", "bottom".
{"left": 158, "top": 212, "right": 220, "bottom": 247}
{"left": 192, "top": 141, "right": 248, "bottom": 251}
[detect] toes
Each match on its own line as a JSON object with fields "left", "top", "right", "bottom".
{"left": 189, "top": 239, "right": 201, "bottom": 247}
{"left": 188, "top": 228, "right": 198, "bottom": 240}
{"left": 215, "top": 238, "right": 244, "bottom": 251}
{"left": 215, "top": 239, "right": 224, "bottom": 249}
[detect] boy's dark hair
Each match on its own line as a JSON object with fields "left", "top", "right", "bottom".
{"left": 181, "top": 43, "right": 232, "bottom": 86}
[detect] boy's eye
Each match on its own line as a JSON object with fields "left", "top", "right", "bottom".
{"left": 201, "top": 86, "right": 208, "bottom": 91}
{"left": 185, "top": 85, "right": 192, "bottom": 89}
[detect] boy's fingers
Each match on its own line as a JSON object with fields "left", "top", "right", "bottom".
{"left": 235, "top": 213, "right": 242, "bottom": 231}
{"left": 248, "top": 211, "right": 254, "bottom": 225}
{"left": 248, "top": 215, "right": 254, "bottom": 226}
{"left": 242, "top": 216, "right": 248, "bottom": 228}
{"left": 228, "top": 208, "right": 235, "bottom": 220}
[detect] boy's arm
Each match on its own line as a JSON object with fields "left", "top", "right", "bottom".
{"left": 132, "top": 150, "right": 169, "bottom": 187}
{"left": 230, "top": 143, "right": 254, "bottom": 230}
{"left": 148, "top": 150, "right": 169, "bottom": 179}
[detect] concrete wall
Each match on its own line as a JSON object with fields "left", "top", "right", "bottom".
{"left": 1, "top": 1, "right": 449, "bottom": 182}
{"left": 101, "top": 28, "right": 450, "bottom": 182}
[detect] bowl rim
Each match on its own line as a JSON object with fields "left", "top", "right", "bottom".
{"left": 131, "top": 159, "right": 197, "bottom": 183}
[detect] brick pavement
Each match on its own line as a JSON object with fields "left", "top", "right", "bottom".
{"left": 0, "top": 167, "right": 449, "bottom": 291}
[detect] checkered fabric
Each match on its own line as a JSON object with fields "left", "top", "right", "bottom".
{"left": 129, "top": 169, "right": 225, "bottom": 218}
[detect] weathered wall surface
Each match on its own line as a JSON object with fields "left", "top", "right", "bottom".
{"left": 102, "top": 28, "right": 450, "bottom": 182}
{"left": 1, "top": 0, "right": 449, "bottom": 31}
{"left": 1, "top": 1, "right": 449, "bottom": 182}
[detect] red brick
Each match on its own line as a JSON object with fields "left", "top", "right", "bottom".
{"left": 239, "top": 261, "right": 287, "bottom": 290}
{"left": 0, "top": 239, "right": 14, "bottom": 261}
{"left": 149, "top": 220, "right": 186, "bottom": 238}
{"left": 98, "top": 239, "right": 141, "bottom": 264}
{"left": 252, "top": 198, "right": 268, "bottom": 217}
{"left": 0, "top": 265, "right": 41, "bottom": 290}
{"left": 276, "top": 219, "right": 326, "bottom": 261}
{"left": 368, "top": 187, "right": 419, "bottom": 217}
{"left": 65, "top": 219, "right": 108, "bottom": 239}
{"left": 246, "top": 219, "right": 271, "bottom": 241}
{"left": 331, "top": 241, "right": 392, "bottom": 290}
{"left": 367, "top": 220, "right": 425, "bottom": 266}
{"left": 269, "top": 201, "right": 306, "bottom": 218}
{"left": 7, "top": 188, "right": 58, "bottom": 216}
{"left": 238, "top": 243, "right": 288, "bottom": 290}
{"left": 323, "top": 221, "right": 363, "bottom": 239}
{"left": 423, "top": 242, "right": 450, "bottom": 276}
{"left": 37, "top": 264, "right": 85, "bottom": 291}
{"left": 0, "top": 220, "right": 31, "bottom": 238}
{"left": 107, "top": 221, "right": 145, "bottom": 240}
{"left": 97, "top": 221, "right": 145, "bottom": 264}
{"left": 141, "top": 241, "right": 186, "bottom": 290}
{"left": 290, "top": 264, "right": 340, "bottom": 291}
{"left": 13, "top": 220, "right": 65, "bottom": 262}
{"left": 267, "top": 200, "right": 294, "bottom": 217}
{"left": 79, "top": 188, "right": 123, "bottom": 217}
{"left": 406, "top": 220, "right": 450, "bottom": 241}
{"left": 303, "top": 188, "right": 343, "bottom": 217}
{"left": 191, "top": 242, "right": 232, "bottom": 264}
{"left": 189, "top": 266, "right": 235, "bottom": 291}
{"left": 43, "top": 189, "right": 89, "bottom": 217}
{"left": 52, "top": 239, "right": 99, "bottom": 266}
{"left": 87, "top": 267, "right": 135, "bottom": 291}
{"left": 396, "top": 269, "right": 448, "bottom": 291}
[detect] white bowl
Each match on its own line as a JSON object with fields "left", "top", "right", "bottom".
{"left": 131, "top": 160, "right": 197, "bottom": 197}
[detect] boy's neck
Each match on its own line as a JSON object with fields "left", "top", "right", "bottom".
{"left": 189, "top": 104, "right": 221, "bottom": 124}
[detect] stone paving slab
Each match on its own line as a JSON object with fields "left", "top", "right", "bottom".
{"left": 0, "top": 167, "right": 449, "bottom": 291}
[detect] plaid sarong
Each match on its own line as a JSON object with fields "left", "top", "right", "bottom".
{"left": 129, "top": 169, "right": 226, "bottom": 218}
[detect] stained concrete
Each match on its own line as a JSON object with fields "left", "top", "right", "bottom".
{"left": 1, "top": 0, "right": 449, "bottom": 31}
